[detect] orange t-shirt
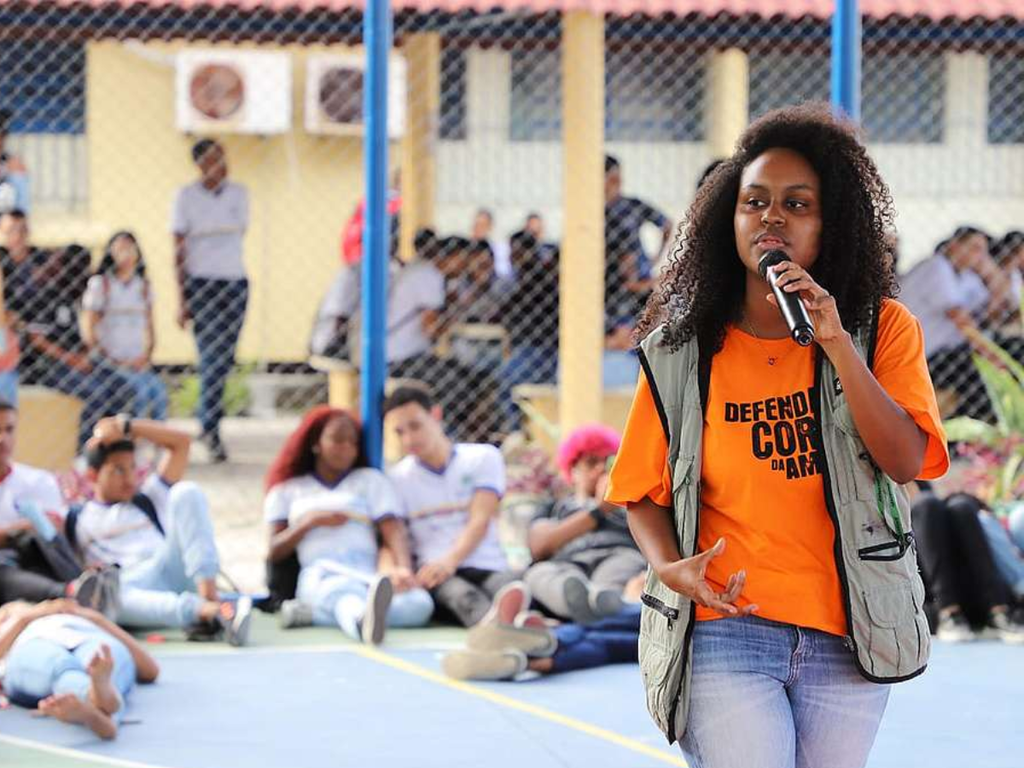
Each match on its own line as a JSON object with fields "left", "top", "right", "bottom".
{"left": 606, "top": 299, "right": 949, "bottom": 636}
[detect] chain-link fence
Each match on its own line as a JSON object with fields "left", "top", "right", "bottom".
{"left": 0, "top": 3, "right": 1021, "bottom": 587}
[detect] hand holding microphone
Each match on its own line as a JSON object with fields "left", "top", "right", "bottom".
{"left": 759, "top": 250, "right": 815, "bottom": 346}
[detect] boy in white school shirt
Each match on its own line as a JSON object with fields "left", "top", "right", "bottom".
{"left": 383, "top": 384, "right": 517, "bottom": 627}
{"left": 69, "top": 416, "right": 251, "bottom": 645}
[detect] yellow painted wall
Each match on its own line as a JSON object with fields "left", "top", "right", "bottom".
{"left": 87, "top": 40, "right": 392, "bottom": 364}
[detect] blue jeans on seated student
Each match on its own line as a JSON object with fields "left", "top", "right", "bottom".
{"left": 38, "top": 360, "right": 133, "bottom": 448}
{"left": 297, "top": 556, "right": 434, "bottom": 641}
{"left": 681, "top": 615, "right": 889, "bottom": 768}
{"left": 978, "top": 510, "right": 1024, "bottom": 600}
{"left": 550, "top": 603, "right": 640, "bottom": 673}
{"left": 116, "top": 482, "right": 221, "bottom": 628}
{"left": 0, "top": 371, "right": 17, "bottom": 406}
{"left": 3, "top": 631, "right": 135, "bottom": 720}
{"left": 117, "top": 368, "right": 168, "bottom": 421}
{"left": 500, "top": 344, "right": 558, "bottom": 429}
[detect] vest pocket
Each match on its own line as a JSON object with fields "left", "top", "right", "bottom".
{"left": 832, "top": 403, "right": 878, "bottom": 503}
{"left": 861, "top": 583, "right": 927, "bottom": 676}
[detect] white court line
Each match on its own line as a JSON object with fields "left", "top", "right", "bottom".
{"left": 0, "top": 733, "right": 180, "bottom": 768}
{"left": 150, "top": 640, "right": 464, "bottom": 659}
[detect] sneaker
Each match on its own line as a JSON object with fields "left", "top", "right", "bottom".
{"left": 985, "top": 607, "right": 1024, "bottom": 644}
{"left": 590, "top": 587, "right": 624, "bottom": 619}
{"left": 279, "top": 599, "right": 314, "bottom": 630}
{"left": 467, "top": 621, "right": 558, "bottom": 657}
{"left": 70, "top": 569, "right": 104, "bottom": 612}
{"left": 563, "top": 574, "right": 600, "bottom": 625}
{"left": 513, "top": 610, "right": 558, "bottom": 630}
{"left": 936, "top": 609, "right": 975, "bottom": 643}
{"left": 225, "top": 596, "right": 253, "bottom": 647}
{"left": 359, "top": 576, "right": 393, "bottom": 646}
{"left": 185, "top": 618, "right": 223, "bottom": 642}
{"left": 442, "top": 649, "right": 528, "bottom": 681}
{"left": 202, "top": 430, "right": 228, "bottom": 464}
{"left": 478, "top": 581, "right": 531, "bottom": 628}
{"left": 95, "top": 565, "right": 121, "bottom": 620}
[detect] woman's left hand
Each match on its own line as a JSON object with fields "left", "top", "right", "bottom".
{"left": 767, "top": 261, "right": 848, "bottom": 350}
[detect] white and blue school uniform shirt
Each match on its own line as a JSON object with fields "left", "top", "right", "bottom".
{"left": 73, "top": 475, "right": 171, "bottom": 571}
{"left": 387, "top": 443, "right": 507, "bottom": 572}
{"left": 263, "top": 468, "right": 402, "bottom": 571}
{"left": 0, "top": 463, "right": 65, "bottom": 529}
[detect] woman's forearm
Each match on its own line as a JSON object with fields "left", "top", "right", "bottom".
{"left": 626, "top": 497, "right": 681, "bottom": 574}
{"left": 827, "top": 336, "right": 927, "bottom": 483}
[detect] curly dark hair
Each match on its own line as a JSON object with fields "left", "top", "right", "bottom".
{"left": 636, "top": 102, "right": 898, "bottom": 354}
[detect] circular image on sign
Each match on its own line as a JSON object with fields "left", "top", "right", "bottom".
{"left": 319, "top": 67, "right": 363, "bottom": 125}
{"left": 189, "top": 64, "right": 245, "bottom": 120}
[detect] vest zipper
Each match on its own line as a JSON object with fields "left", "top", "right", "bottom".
{"left": 812, "top": 353, "right": 860, "bottom": 661}
{"left": 666, "top": 477, "right": 700, "bottom": 745}
{"left": 641, "top": 593, "right": 680, "bottom": 630}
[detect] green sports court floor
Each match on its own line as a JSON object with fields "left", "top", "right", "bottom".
{"left": 1, "top": 613, "right": 1021, "bottom": 768}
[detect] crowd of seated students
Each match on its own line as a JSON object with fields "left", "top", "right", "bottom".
{"left": 0, "top": 210, "right": 168, "bottom": 448}
{"left": 900, "top": 225, "right": 1024, "bottom": 421}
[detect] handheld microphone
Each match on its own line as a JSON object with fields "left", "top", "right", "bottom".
{"left": 758, "top": 250, "right": 815, "bottom": 347}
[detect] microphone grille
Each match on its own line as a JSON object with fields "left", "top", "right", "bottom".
{"left": 758, "top": 249, "right": 787, "bottom": 280}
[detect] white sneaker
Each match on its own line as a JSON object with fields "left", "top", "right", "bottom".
{"left": 936, "top": 610, "right": 975, "bottom": 643}
{"left": 359, "top": 576, "right": 393, "bottom": 646}
{"left": 478, "top": 581, "right": 531, "bottom": 628}
{"left": 442, "top": 649, "right": 528, "bottom": 681}
{"left": 225, "top": 596, "right": 253, "bottom": 647}
{"left": 279, "top": 599, "right": 314, "bottom": 629}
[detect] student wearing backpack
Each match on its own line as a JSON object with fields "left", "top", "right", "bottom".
{"left": 81, "top": 232, "right": 168, "bottom": 421}
{"left": 607, "top": 105, "right": 950, "bottom": 767}
{"left": 68, "top": 416, "right": 251, "bottom": 646}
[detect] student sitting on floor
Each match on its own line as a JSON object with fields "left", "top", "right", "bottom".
{"left": 264, "top": 406, "right": 433, "bottom": 645}
{"left": 68, "top": 416, "right": 251, "bottom": 646}
{"left": 441, "top": 579, "right": 642, "bottom": 681}
{"left": 384, "top": 384, "right": 518, "bottom": 627}
{"left": 0, "top": 598, "right": 159, "bottom": 739}
{"left": 524, "top": 424, "right": 644, "bottom": 625}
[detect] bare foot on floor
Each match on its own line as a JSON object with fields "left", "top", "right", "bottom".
{"left": 37, "top": 693, "right": 117, "bottom": 740}
{"left": 87, "top": 644, "right": 120, "bottom": 716}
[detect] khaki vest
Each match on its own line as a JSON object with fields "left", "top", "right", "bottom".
{"left": 636, "top": 318, "right": 931, "bottom": 744}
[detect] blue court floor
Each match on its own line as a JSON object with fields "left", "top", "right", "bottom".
{"left": 0, "top": 616, "right": 1021, "bottom": 768}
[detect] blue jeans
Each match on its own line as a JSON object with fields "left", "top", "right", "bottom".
{"left": 117, "top": 482, "right": 221, "bottom": 628}
{"left": 117, "top": 368, "right": 168, "bottom": 420}
{"left": 4, "top": 630, "right": 135, "bottom": 721}
{"left": 978, "top": 510, "right": 1024, "bottom": 600}
{"left": 550, "top": 603, "right": 640, "bottom": 673}
{"left": 297, "top": 557, "right": 434, "bottom": 641}
{"left": 38, "top": 360, "right": 133, "bottom": 448}
{"left": 0, "top": 370, "right": 17, "bottom": 406}
{"left": 500, "top": 344, "right": 558, "bottom": 429}
{"left": 681, "top": 615, "right": 890, "bottom": 768}
{"left": 1009, "top": 504, "right": 1024, "bottom": 559}
{"left": 184, "top": 277, "right": 248, "bottom": 435}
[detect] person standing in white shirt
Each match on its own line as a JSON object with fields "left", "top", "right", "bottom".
{"left": 263, "top": 406, "right": 433, "bottom": 644}
{"left": 171, "top": 139, "right": 249, "bottom": 462}
{"left": 384, "top": 385, "right": 516, "bottom": 627}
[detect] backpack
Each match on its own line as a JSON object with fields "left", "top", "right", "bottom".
{"left": 65, "top": 492, "right": 163, "bottom": 552}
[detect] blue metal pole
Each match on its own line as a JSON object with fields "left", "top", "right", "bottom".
{"left": 361, "top": 0, "right": 390, "bottom": 468}
{"left": 831, "top": 0, "right": 861, "bottom": 122}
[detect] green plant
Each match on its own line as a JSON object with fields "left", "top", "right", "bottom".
{"left": 943, "top": 295, "right": 1024, "bottom": 508}
{"left": 169, "top": 363, "right": 254, "bottom": 419}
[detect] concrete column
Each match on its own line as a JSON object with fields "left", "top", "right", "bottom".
{"left": 559, "top": 11, "right": 605, "bottom": 436}
{"left": 707, "top": 48, "right": 749, "bottom": 159}
{"left": 399, "top": 32, "right": 440, "bottom": 261}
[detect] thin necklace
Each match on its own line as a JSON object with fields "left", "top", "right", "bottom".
{"left": 742, "top": 317, "right": 795, "bottom": 366}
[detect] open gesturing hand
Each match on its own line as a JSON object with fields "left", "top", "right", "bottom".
{"left": 656, "top": 538, "right": 758, "bottom": 618}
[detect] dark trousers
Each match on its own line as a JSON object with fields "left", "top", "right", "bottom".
{"left": 185, "top": 277, "right": 249, "bottom": 436}
{"left": 928, "top": 343, "right": 993, "bottom": 422}
{"left": 913, "top": 492, "right": 1011, "bottom": 627}
{"left": 550, "top": 603, "right": 640, "bottom": 674}
{"left": 430, "top": 567, "right": 518, "bottom": 627}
